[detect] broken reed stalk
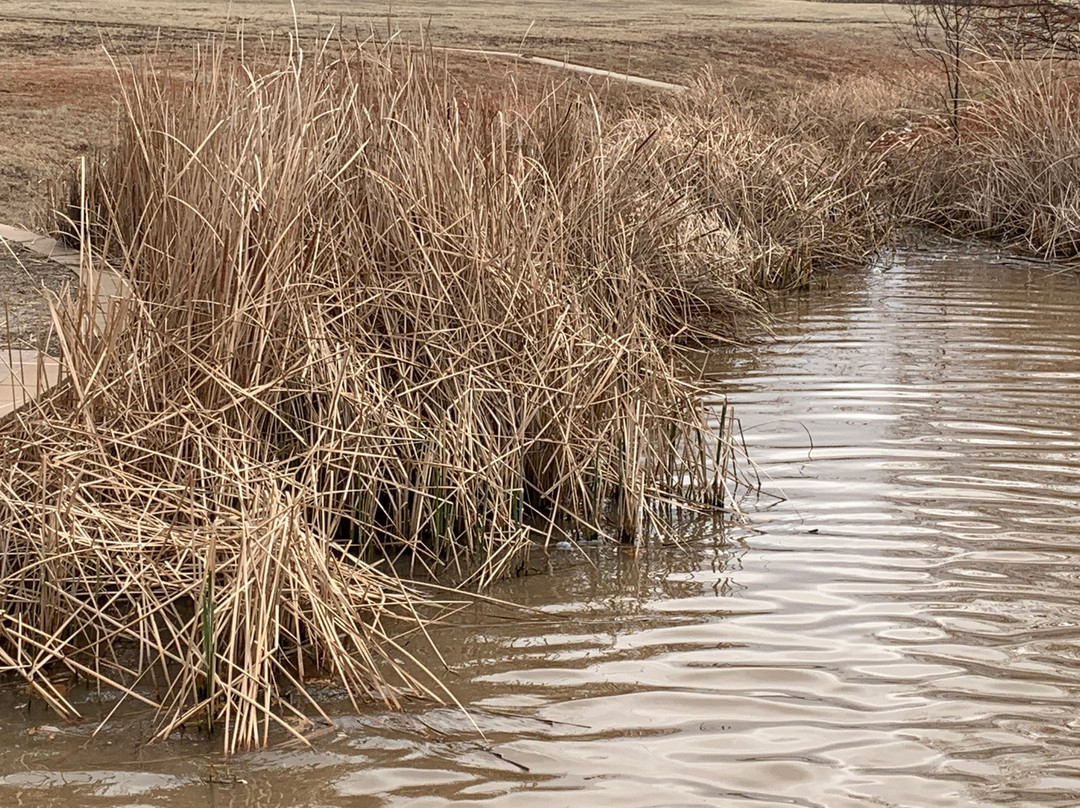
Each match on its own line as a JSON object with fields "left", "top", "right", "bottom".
{"left": 0, "top": 37, "right": 888, "bottom": 752}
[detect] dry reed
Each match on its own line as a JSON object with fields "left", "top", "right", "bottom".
{"left": 652, "top": 71, "right": 894, "bottom": 292}
{"left": 870, "top": 53, "right": 1080, "bottom": 256}
{"left": 0, "top": 37, "right": 890, "bottom": 752}
{"left": 944, "top": 56, "right": 1080, "bottom": 257}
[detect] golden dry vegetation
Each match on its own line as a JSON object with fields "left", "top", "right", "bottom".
{"left": 0, "top": 0, "right": 916, "bottom": 226}
{"left": 8, "top": 0, "right": 1080, "bottom": 753}
{"left": 0, "top": 3, "right": 918, "bottom": 750}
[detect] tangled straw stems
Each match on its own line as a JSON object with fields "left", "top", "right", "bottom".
{"left": 0, "top": 36, "right": 890, "bottom": 752}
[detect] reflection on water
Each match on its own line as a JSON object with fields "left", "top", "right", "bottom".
{"left": 5, "top": 247, "right": 1080, "bottom": 806}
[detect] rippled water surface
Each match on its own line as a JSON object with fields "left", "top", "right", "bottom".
{"left": 6, "top": 248, "right": 1080, "bottom": 807}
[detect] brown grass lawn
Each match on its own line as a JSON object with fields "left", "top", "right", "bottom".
{"left": 0, "top": 1, "right": 914, "bottom": 227}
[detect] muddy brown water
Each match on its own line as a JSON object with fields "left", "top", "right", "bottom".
{"left": 4, "top": 246, "right": 1080, "bottom": 807}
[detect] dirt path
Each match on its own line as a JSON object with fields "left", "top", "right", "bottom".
{"left": 0, "top": 234, "right": 71, "bottom": 416}
{"left": 429, "top": 45, "right": 688, "bottom": 91}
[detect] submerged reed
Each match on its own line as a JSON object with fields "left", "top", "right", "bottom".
{"left": 0, "top": 38, "right": 888, "bottom": 751}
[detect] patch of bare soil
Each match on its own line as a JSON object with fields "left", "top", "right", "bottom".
{"left": 0, "top": 52, "right": 117, "bottom": 228}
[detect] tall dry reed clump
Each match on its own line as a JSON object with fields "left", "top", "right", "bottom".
{"left": 937, "top": 57, "right": 1080, "bottom": 257}
{"left": 626, "top": 71, "right": 891, "bottom": 294}
{"left": 756, "top": 69, "right": 948, "bottom": 233}
{"left": 0, "top": 40, "right": 889, "bottom": 752}
{"left": 0, "top": 41, "right": 720, "bottom": 752}
{"left": 879, "top": 55, "right": 1080, "bottom": 256}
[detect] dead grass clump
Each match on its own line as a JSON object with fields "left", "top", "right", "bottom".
{"left": 946, "top": 57, "right": 1080, "bottom": 257}
{"left": 876, "top": 55, "right": 1080, "bottom": 256}
{"left": 639, "top": 71, "right": 892, "bottom": 293}
{"left": 0, "top": 39, "right": 735, "bottom": 752}
{"left": 764, "top": 70, "right": 940, "bottom": 150}
{"left": 0, "top": 34, "right": 899, "bottom": 751}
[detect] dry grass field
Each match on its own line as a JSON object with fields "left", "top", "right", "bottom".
{"left": 0, "top": 1, "right": 913, "bottom": 227}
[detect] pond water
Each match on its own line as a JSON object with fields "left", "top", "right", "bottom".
{"left": 4, "top": 247, "right": 1080, "bottom": 807}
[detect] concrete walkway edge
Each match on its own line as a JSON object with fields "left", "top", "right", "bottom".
{"left": 0, "top": 224, "right": 78, "bottom": 415}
